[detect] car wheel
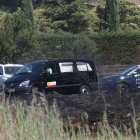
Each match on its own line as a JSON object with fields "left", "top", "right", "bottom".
{"left": 115, "top": 83, "right": 130, "bottom": 95}
{"left": 79, "top": 85, "right": 90, "bottom": 94}
{"left": 31, "top": 86, "right": 39, "bottom": 95}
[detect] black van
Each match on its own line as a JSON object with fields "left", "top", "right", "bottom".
{"left": 4, "top": 58, "right": 98, "bottom": 95}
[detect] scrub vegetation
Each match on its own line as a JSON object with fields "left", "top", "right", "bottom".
{"left": 0, "top": 0, "right": 140, "bottom": 65}
{"left": 0, "top": 90, "right": 139, "bottom": 140}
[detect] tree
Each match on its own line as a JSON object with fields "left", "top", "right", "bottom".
{"left": 34, "top": 8, "right": 53, "bottom": 32}
{"left": 49, "top": 0, "right": 101, "bottom": 33}
{"left": 119, "top": 0, "right": 140, "bottom": 30}
{"left": 0, "top": 8, "right": 39, "bottom": 63}
{"left": 21, "top": 0, "right": 35, "bottom": 30}
{"left": 105, "top": 0, "right": 120, "bottom": 31}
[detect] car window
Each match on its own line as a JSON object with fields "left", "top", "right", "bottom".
{"left": 137, "top": 69, "right": 140, "bottom": 74}
{"left": 59, "top": 62, "right": 74, "bottom": 73}
{"left": 43, "top": 62, "right": 57, "bottom": 74}
{"left": 121, "top": 66, "right": 137, "bottom": 75}
{"left": 17, "top": 63, "right": 44, "bottom": 74}
{"left": 0, "top": 66, "right": 3, "bottom": 74}
{"left": 76, "top": 62, "right": 92, "bottom": 71}
{"left": 4, "top": 66, "right": 22, "bottom": 75}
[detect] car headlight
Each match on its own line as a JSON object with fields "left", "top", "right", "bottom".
{"left": 19, "top": 80, "right": 30, "bottom": 87}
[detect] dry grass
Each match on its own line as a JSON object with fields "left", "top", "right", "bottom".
{"left": 0, "top": 91, "right": 138, "bottom": 140}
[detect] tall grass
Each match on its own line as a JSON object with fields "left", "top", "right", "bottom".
{"left": 0, "top": 93, "right": 138, "bottom": 140}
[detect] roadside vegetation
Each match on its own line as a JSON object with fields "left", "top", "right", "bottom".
{"left": 0, "top": 92, "right": 139, "bottom": 140}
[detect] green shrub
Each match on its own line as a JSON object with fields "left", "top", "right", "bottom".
{"left": 88, "top": 29, "right": 140, "bottom": 64}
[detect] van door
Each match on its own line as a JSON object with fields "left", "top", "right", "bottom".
{"left": 76, "top": 62, "right": 98, "bottom": 91}
{"left": 58, "top": 62, "right": 80, "bottom": 92}
{"left": 131, "top": 68, "right": 140, "bottom": 92}
{"left": 42, "top": 62, "right": 62, "bottom": 93}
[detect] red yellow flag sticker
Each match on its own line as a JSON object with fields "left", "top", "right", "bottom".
{"left": 47, "top": 81, "right": 56, "bottom": 87}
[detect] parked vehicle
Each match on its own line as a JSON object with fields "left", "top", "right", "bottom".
{"left": 0, "top": 63, "right": 23, "bottom": 91}
{"left": 100, "top": 65, "right": 140, "bottom": 94}
{"left": 4, "top": 58, "right": 98, "bottom": 95}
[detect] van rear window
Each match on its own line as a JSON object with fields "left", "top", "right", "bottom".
{"left": 59, "top": 62, "right": 74, "bottom": 73}
{"left": 76, "top": 62, "right": 92, "bottom": 71}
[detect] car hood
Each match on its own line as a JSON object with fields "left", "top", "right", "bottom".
{"left": 101, "top": 74, "right": 128, "bottom": 83}
{"left": 5, "top": 74, "right": 34, "bottom": 83}
{"left": 102, "top": 75, "right": 120, "bottom": 79}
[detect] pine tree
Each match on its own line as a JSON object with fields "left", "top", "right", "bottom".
{"left": 49, "top": 0, "right": 100, "bottom": 33}
{"left": 105, "top": 0, "right": 119, "bottom": 31}
{"left": 21, "top": 0, "right": 35, "bottom": 30}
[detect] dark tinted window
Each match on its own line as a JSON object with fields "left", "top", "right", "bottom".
{"left": 4, "top": 66, "right": 22, "bottom": 75}
{"left": 0, "top": 66, "right": 3, "bottom": 73}
{"left": 17, "top": 63, "right": 44, "bottom": 74}
{"left": 44, "top": 62, "right": 57, "bottom": 74}
{"left": 137, "top": 69, "right": 140, "bottom": 74}
{"left": 121, "top": 66, "right": 137, "bottom": 75}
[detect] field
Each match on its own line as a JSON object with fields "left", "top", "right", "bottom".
{"left": 0, "top": 65, "right": 140, "bottom": 139}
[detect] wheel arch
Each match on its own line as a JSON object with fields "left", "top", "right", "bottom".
{"left": 81, "top": 83, "right": 91, "bottom": 90}
{"left": 115, "top": 81, "right": 131, "bottom": 90}
{"left": 30, "top": 82, "right": 44, "bottom": 93}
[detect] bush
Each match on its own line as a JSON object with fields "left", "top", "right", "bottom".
{"left": 88, "top": 29, "right": 140, "bottom": 64}
{"left": 37, "top": 32, "right": 97, "bottom": 61}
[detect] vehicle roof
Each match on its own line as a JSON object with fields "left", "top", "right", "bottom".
{"left": 0, "top": 64, "right": 23, "bottom": 66}
{"left": 28, "top": 58, "right": 93, "bottom": 64}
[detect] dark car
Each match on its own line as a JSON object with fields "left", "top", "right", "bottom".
{"left": 4, "top": 58, "right": 98, "bottom": 95}
{"left": 100, "top": 65, "right": 140, "bottom": 94}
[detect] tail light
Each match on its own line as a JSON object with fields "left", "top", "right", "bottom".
{"left": 94, "top": 64, "right": 97, "bottom": 77}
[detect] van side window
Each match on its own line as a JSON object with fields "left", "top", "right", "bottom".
{"left": 44, "top": 62, "right": 57, "bottom": 74}
{"left": 59, "top": 62, "right": 74, "bottom": 73}
{"left": 0, "top": 66, "right": 3, "bottom": 74}
{"left": 76, "top": 62, "right": 92, "bottom": 71}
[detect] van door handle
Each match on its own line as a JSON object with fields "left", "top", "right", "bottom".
{"left": 55, "top": 76, "right": 59, "bottom": 78}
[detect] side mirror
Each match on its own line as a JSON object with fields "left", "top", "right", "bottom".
{"left": 42, "top": 71, "right": 50, "bottom": 76}
{"left": 0, "top": 72, "right": 3, "bottom": 75}
{"left": 132, "top": 71, "right": 137, "bottom": 76}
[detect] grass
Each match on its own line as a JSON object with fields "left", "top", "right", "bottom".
{"left": 0, "top": 92, "right": 139, "bottom": 140}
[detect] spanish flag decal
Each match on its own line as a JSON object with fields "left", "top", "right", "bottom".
{"left": 47, "top": 81, "right": 56, "bottom": 87}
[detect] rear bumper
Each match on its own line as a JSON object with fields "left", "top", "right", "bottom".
{"left": 90, "top": 82, "right": 98, "bottom": 91}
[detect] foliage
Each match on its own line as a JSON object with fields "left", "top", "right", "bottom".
{"left": 119, "top": 0, "right": 140, "bottom": 30}
{"left": 0, "top": 8, "right": 39, "bottom": 63}
{"left": 21, "top": 0, "right": 35, "bottom": 30}
{"left": 34, "top": 8, "right": 53, "bottom": 32}
{"left": 37, "top": 32, "right": 97, "bottom": 61}
{"left": 47, "top": 0, "right": 101, "bottom": 33}
{"left": 71, "top": 36, "right": 97, "bottom": 59}
{"left": 98, "top": 0, "right": 140, "bottom": 30}
{"left": 105, "top": 0, "right": 120, "bottom": 31}
{"left": 88, "top": 29, "right": 140, "bottom": 64}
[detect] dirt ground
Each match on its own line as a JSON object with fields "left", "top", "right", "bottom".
{"left": 6, "top": 64, "right": 139, "bottom": 133}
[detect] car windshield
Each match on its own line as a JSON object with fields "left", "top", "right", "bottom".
{"left": 121, "top": 66, "right": 137, "bottom": 75}
{"left": 16, "top": 62, "right": 44, "bottom": 74}
{"left": 4, "top": 66, "right": 22, "bottom": 75}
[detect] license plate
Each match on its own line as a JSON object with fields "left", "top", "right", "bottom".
{"left": 7, "top": 89, "right": 15, "bottom": 92}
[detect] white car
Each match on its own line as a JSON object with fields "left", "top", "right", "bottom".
{"left": 0, "top": 64, "right": 23, "bottom": 83}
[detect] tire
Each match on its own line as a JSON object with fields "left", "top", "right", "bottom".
{"left": 31, "top": 87, "right": 39, "bottom": 95}
{"left": 79, "top": 85, "right": 90, "bottom": 94}
{"left": 115, "top": 83, "right": 130, "bottom": 95}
